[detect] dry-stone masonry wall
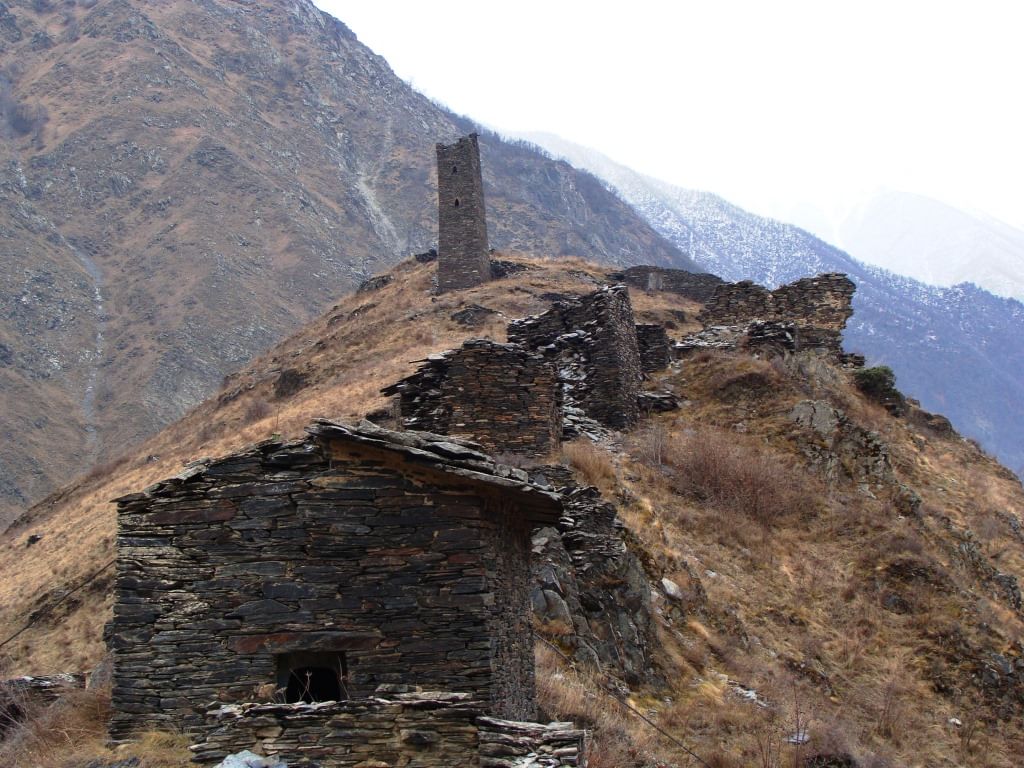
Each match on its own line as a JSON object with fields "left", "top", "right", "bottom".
{"left": 689, "top": 273, "right": 856, "bottom": 357}
{"left": 437, "top": 134, "right": 491, "bottom": 292}
{"left": 508, "top": 285, "right": 642, "bottom": 431}
{"left": 700, "top": 274, "right": 854, "bottom": 329}
{"left": 381, "top": 340, "right": 561, "bottom": 458}
{"left": 190, "top": 693, "right": 586, "bottom": 767}
{"left": 528, "top": 467, "right": 657, "bottom": 686}
{"left": 610, "top": 265, "right": 724, "bottom": 302}
{"left": 111, "top": 420, "right": 562, "bottom": 741}
{"left": 636, "top": 324, "right": 671, "bottom": 373}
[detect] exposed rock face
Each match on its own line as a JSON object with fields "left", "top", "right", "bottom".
{"left": 110, "top": 420, "right": 562, "bottom": 739}
{"left": 790, "top": 399, "right": 891, "bottom": 485}
{"left": 789, "top": 399, "right": 920, "bottom": 514}
{"left": 508, "top": 285, "right": 643, "bottom": 430}
{"left": 381, "top": 339, "right": 561, "bottom": 458}
{"left": 190, "top": 693, "right": 586, "bottom": 767}
{"left": 530, "top": 471, "right": 657, "bottom": 686}
{"left": 611, "top": 265, "right": 724, "bottom": 302}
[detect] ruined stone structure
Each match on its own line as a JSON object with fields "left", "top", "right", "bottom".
{"left": 381, "top": 339, "right": 561, "bottom": 458}
{"left": 437, "top": 134, "right": 491, "bottom": 292}
{"left": 508, "top": 285, "right": 643, "bottom": 431}
{"left": 110, "top": 420, "right": 563, "bottom": 753}
{"left": 636, "top": 324, "right": 671, "bottom": 373}
{"left": 611, "top": 265, "right": 725, "bottom": 302}
{"left": 191, "top": 693, "right": 586, "bottom": 768}
{"left": 684, "top": 273, "right": 857, "bottom": 358}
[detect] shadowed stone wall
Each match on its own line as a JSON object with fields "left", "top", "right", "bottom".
{"left": 437, "top": 134, "right": 491, "bottom": 291}
{"left": 636, "top": 323, "right": 671, "bottom": 372}
{"left": 110, "top": 422, "right": 560, "bottom": 740}
{"left": 611, "top": 265, "right": 724, "bottom": 302}
{"left": 381, "top": 339, "right": 561, "bottom": 458}
{"left": 508, "top": 285, "right": 643, "bottom": 430}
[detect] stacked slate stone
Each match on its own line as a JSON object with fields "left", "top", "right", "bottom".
{"left": 529, "top": 470, "right": 656, "bottom": 686}
{"left": 610, "top": 265, "right": 724, "bottom": 302}
{"left": 507, "top": 285, "right": 643, "bottom": 434}
{"left": 636, "top": 324, "right": 671, "bottom": 372}
{"left": 190, "top": 693, "right": 585, "bottom": 767}
{"left": 381, "top": 339, "right": 561, "bottom": 458}
{"left": 693, "top": 273, "right": 857, "bottom": 358}
{"left": 110, "top": 419, "right": 563, "bottom": 741}
{"left": 436, "top": 134, "right": 491, "bottom": 292}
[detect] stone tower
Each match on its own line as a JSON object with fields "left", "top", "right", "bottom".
{"left": 436, "top": 133, "right": 490, "bottom": 291}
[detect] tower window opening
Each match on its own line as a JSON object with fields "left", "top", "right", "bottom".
{"left": 452, "top": 164, "right": 458, "bottom": 174}
{"left": 454, "top": 198, "right": 460, "bottom": 208}
{"left": 276, "top": 652, "right": 348, "bottom": 703}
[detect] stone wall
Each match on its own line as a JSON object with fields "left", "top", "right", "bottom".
{"left": 636, "top": 324, "right": 671, "bottom": 373}
{"left": 381, "top": 339, "right": 561, "bottom": 458}
{"left": 610, "top": 265, "right": 724, "bottom": 302}
{"left": 437, "top": 134, "right": 491, "bottom": 292}
{"left": 529, "top": 470, "right": 657, "bottom": 686}
{"left": 699, "top": 273, "right": 855, "bottom": 331}
{"left": 110, "top": 421, "right": 561, "bottom": 740}
{"left": 190, "top": 693, "right": 586, "bottom": 767}
{"left": 507, "top": 285, "right": 643, "bottom": 430}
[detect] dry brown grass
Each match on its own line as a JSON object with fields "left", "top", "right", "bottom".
{"left": 562, "top": 439, "right": 617, "bottom": 490}
{"left": 0, "top": 685, "right": 191, "bottom": 768}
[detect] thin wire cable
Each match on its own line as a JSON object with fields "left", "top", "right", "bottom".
{"left": 0, "top": 559, "right": 115, "bottom": 651}
{"left": 537, "top": 634, "right": 713, "bottom": 768}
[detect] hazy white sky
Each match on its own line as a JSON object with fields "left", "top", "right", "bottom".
{"left": 314, "top": 1, "right": 1024, "bottom": 233}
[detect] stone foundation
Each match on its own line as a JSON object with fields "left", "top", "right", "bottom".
{"left": 190, "top": 694, "right": 586, "bottom": 767}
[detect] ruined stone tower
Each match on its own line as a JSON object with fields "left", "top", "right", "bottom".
{"left": 436, "top": 133, "right": 491, "bottom": 291}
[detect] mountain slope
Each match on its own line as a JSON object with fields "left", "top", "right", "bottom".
{"left": 0, "top": 0, "right": 696, "bottom": 525}
{"left": 520, "top": 132, "right": 1024, "bottom": 475}
{"left": 2, "top": 255, "right": 1023, "bottom": 767}
{"left": 838, "top": 189, "right": 1024, "bottom": 301}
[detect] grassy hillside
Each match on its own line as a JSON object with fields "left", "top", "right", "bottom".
{"left": 2, "top": 256, "right": 1022, "bottom": 767}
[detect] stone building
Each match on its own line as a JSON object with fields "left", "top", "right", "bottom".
{"left": 381, "top": 339, "right": 561, "bottom": 458}
{"left": 508, "top": 285, "right": 643, "bottom": 430}
{"left": 436, "top": 134, "right": 491, "bottom": 292}
{"left": 110, "top": 420, "right": 566, "bottom": 760}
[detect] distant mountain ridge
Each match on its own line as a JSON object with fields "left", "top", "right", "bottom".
{"left": 519, "top": 132, "right": 1024, "bottom": 475}
{"left": 838, "top": 189, "right": 1024, "bottom": 301}
{"left": 0, "top": 0, "right": 696, "bottom": 524}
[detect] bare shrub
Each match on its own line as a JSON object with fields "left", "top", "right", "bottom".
{"left": 665, "top": 427, "right": 817, "bottom": 528}
{"left": 242, "top": 398, "right": 272, "bottom": 424}
{"left": 562, "top": 440, "right": 615, "bottom": 487}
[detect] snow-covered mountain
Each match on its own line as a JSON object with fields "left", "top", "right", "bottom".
{"left": 838, "top": 189, "right": 1024, "bottom": 301}
{"left": 516, "top": 132, "right": 1024, "bottom": 476}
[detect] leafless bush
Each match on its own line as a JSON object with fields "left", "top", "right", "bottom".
{"left": 242, "top": 398, "right": 272, "bottom": 424}
{"left": 665, "top": 427, "right": 816, "bottom": 528}
{"left": 563, "top": 440, "right": 615, "bottom": 487}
